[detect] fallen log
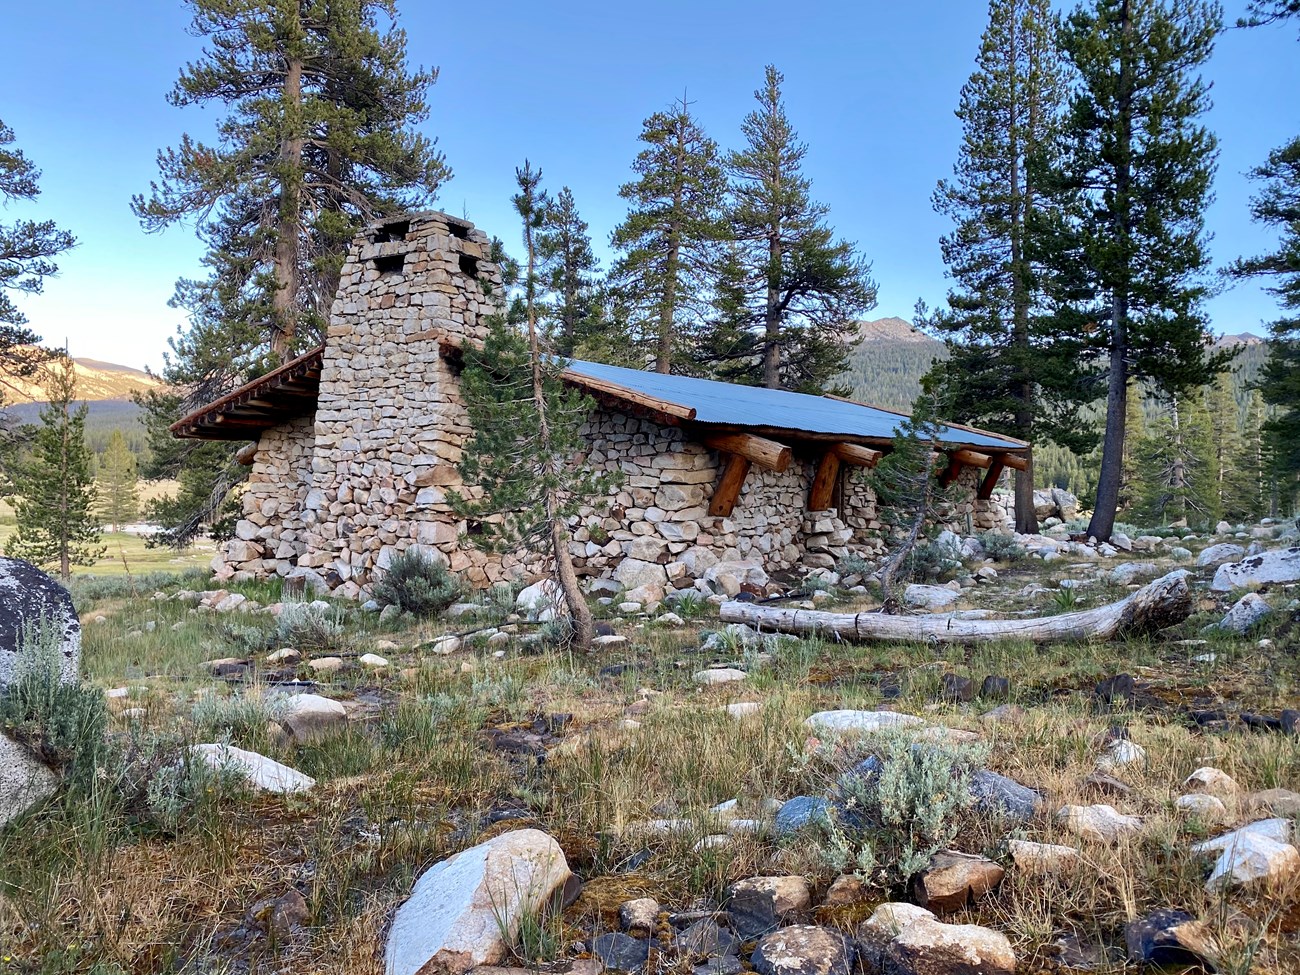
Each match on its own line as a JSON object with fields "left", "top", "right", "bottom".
{"left": 720, "top": 570, "right": 1193, "bottom": 645}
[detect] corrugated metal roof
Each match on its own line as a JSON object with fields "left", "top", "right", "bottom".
{"left": 564, "top": 358, "right": 1027, "bottom": 451}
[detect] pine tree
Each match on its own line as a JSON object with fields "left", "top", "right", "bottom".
{"left": 922, "top": 0, "right": 1091, "bottom": 534}
{"left": 134, "top": 0, "right": 448, "bottom": 545}
{"left": 452, "top": 163, "right": 618, "bottom": 648}
{"left": 1240, "top": 1, "right": 1300, "bottom": 28}
{"left": 98, "top": 429, "right": 140, "bottom": 533}
{"left": 1134, "top": 392, "right": 1217, "bottom": 527}
{"left": 871, "top": 391, "right": 959, "bottom": 597}
{"left": 538, "top": 187, "right": 603, "bottom": 357}
{"left": 6, "top": 358, "right": 104, "bottom": 579}
{"left": 1204, "top": 374, "right": 1242, "bottom": 517}
{"left": 1229, "top": 139, "right": 1300, "bottom": 496}
{"left": 1225, "top": 389, "right": 1269, "bottom": 521}
{"left": 611, "top": 98, "right": 727, "bottom": 374}
{"left": 720, "top": 66, "right": 877, "bottom": 393}
{"left": 0, "top": 119, "right": 74, "bottom": 398}
{"left": 1041, "top": 0, "right": 1231, "bottom": 541}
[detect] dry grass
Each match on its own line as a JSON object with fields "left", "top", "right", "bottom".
{"left": 1, "top": 542, "right": 1298, "bottom": 974}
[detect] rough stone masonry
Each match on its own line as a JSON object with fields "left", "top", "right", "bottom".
{"left": 214, "top": 211, "right": 1003, "bottom": 598}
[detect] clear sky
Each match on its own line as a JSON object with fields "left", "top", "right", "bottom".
{"left": 2, "top": 1, "right": 1297, "bottom": 372}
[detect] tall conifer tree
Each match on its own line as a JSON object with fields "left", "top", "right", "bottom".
{"left": 922, "top": 0, "right": 1089, "bottom": 534}
{"left": 1041, "top": 0, "right": 1230, "bottom": 541}
{"left": 0, "top": 120, "right": 73, "bottom": 401}
{"left": 7, "top": 358, "right": 104, "bottom": 579}
{"left": 720, "top": 66, "right": 877, "bottom": 393}
{"left": 539, "top": 187, "right": 603, "bottom": 356}
{"left": 611, "top": 99, "right": 727, "bottom": 374}
{"left": 98, "top": 430, "right": 140, "bottom": 533}
{"left": 1134, "top": 393, "right": 1217, "bottom": 527}
{"left": 135, "top": 0, "right": 448, "bottom": 545}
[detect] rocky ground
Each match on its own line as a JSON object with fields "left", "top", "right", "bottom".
{"left": 1, "top": 518, "right": 1299, "bottom": 974}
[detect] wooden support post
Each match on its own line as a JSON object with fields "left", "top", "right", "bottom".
{"left": 701, "top": 433, "right": 792, "bottom": 472}
{"left": 709, "top": 454, "right": 752, "bottom": 517}
{"left": 977, "top": 455, "right": 1006, "bottom": 500}
{"left": 234, "top": 442, "right": 259, "bottom": 466}
{"left": 949, "top": 448, "right": 994, "bottom": 470}
{"left": 938, "top": 452, "right": 965, "bottom": 487}
{"left": 809, "top": 451, "right": 842, "bottom": 510}
{"left": 1001, "top": 452, "right": 1030, "bottom": 472}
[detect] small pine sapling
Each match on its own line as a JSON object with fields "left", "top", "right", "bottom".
{"left": 453, "top": 163, "right": 619, "bottom": 648}
{"left": 870, "top": 391, "right": 958, "bottom": 599}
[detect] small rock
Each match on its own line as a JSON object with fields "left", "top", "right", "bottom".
{"left": 803, "top": 710, "right": 925, "bottom": 736}
{"left": 910, "top": 850, "right": 1004, "bottom": 914}
{"left": 1174, "top": 794, "right": 1227, "bottom": 819}
{"left": 245, "top": 888, "right": 309, "bottom": 939}
{"left": 821, "top": 875, "right": 870, "bottom": 908}
{"left": 1008, "top": 840, "right": 1080, "bottom": 876}
{"left": 1211, "top": 593, "right": 1272, "bottom": 634}
{"left": 278, "top": 693, "right": 347, "bottom": 742}
{"left": 266, "top": 648, "right": 300, "bottom": 664}
{"left": 1056, "top": 804, "right": 1142, "bottom": 843}
{"left": 428, "top": 635, "right": 462, "bottom": 655}
{"left": 618, "top": 897, "right": 659, "bottom": 933}
{"left": 774, "top": 796, "right": 830, "bottom": 834}
{"left": 1183, "top": 766, "right": 1238, "bottom": 796}
{"left": 1193, "top": 820, "right": 1300, "bottom": 891}
{"left": 728, "top": 876, "right": 811, "bottom": 939}
{"left": 885, "top": 917, "right": 1016, "bottom": 975}
{"left": 903, "top": 584, "right": 960, "bottom": 611}
{"left": 724, "top": 702, "right": 761, "bottom": 720}
{"left": 1124, "top": 910, "right": 1212, "bottom": 969}
{"left": 360, "top": 652, "right": 389, "bottom": 668}
{"left": 969, "top": 769, "right": 1040, "bottom": 821}
{"left": 854, "top": 903, "right": 935, "bottom": 971}
{"left": 1245, "top": 788, "right": 1300, "bottom": 817}
{"left": 307, "top": 656, "right": 345, "bottom": 674}
{"left": 1098, "top": 738, "right": 1146, "bottom": 771}
{"left": 0, "top": 733, "right": 58, "bottom": 826}
{"left": 978, "top": 676, "right": 1010, "bottom": 700}
{"left": 1196, "top": 543, "right": 1246, "bottom": 567}
{"left": 695, "top": 668, "right": 747, "bottom": 686}
{"left": 750, "top": 925, "right": 852, "bottom": 975}
{"left": 190, "top": 744, "right": 315, "bottom": 794}
{"left": 940, "top": 674, "right": 975, "bottom": 702}
{"left": 676, "top": 918, "right": 740, "bottom": 958}
{"left": 592, "top": 931, "right": 651, "bottom": 972}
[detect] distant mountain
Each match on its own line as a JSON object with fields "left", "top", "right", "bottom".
{"left": 1214, "top": 331, "right": 1266, "bottom": 349}
{"left": 839, "top": 318, "right": 946, "bottom": 412}
{"left": 4, "top": 354, "right": 159, "bottom": 404}
{"left": 856, "top": 316, "right": 938, "bottom": 344}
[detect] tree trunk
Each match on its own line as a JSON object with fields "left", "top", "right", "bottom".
{"left": 720, "top": 570, "right": 1192, "bottom": 645}
{"left": 1086, "top": 0, "right": 1133, "bottom": 544}
{"left": 762, "top": 231, "right": 783, "bottom": 388}
{"left": 655, "top": 115, "right": 687, "bottom": 375}
{"left": 1008, "top": 3, "right": 1040, "bottom": 536}
{"left": 271, "top": 51, "right": 304, "bottom": 361}
{"left": 522, "top": 188, "right": 593, "bottom": 648}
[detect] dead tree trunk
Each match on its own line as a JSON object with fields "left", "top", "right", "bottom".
{"left": 720, "top": 571, "right": 1192, "bottom": 645}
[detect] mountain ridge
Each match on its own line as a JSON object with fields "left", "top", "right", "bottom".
{"left": 3, "top": 354, "right": 159, "bottom": 404}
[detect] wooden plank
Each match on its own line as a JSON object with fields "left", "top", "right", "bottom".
{"left": 832, "top": 442, "right": 882, "bottom": 468}
{"left": 566, "top": 372, "right": 697, "bottom": 421}
{"left": 1001, "top": 452, "right": 1029, "bottom": 472}
{"left": 977, "top": 455, "right": 1006, "bottom": 499}
{"left": 709, "top": 454, "right": 752, "bottom": 517}
{"left": 809, "top": 451, "right": 841, "bottom": 510}
{"left": 701, "top": 432, "right": 792, "bottom": 472}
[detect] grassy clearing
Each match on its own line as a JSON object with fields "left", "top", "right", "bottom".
{"left": 0, "top": 541, "right": 1298, "bottom": 973}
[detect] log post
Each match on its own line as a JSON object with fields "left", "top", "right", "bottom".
{"left": 977, "top": 455, "right": 1006, "bottom": 500}
{"left": 938, "top": 452, "right": 965, "bottom": 487}
{"left": 832, "top": 443, "right": 882, "bottom": 468}
{"left": 701, "top": 433, "right": 792, "bottom": 472}
{"left": 709, "top": 454, "right": 752, "bottom": 517}
{"left": 809, "top": 451, "right": 842, "bottom": 510}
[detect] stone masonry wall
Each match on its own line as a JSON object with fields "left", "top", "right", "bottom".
{"left": 222, "top": 414, "right": 315, "bottom": 578}
{"left": 214, "top": 210, "right": 1005, "bottom": 595}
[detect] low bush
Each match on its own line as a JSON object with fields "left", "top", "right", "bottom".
{"left": 372, "top": 550, "right": 463, "bottom": 618}
{"left": 818, "top": 732, "right": 988, "bottom": 887}
{"left": 979, "top": 530, "right": 1026, "bottom": 563}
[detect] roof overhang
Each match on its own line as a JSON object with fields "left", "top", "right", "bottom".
{"left": 169, "top": 346, "right": 324, "bottom": 440}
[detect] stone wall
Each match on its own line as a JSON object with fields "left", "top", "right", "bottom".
{"left": 213, "top": 209, "right": 1006, "bottom": 596}
{"left": 223, "top": 414, "right": 315, "bottom": 578}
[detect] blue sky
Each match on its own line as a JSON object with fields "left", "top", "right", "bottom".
{"left": 2, "top": 1, "right": 1297, "bottom": 372}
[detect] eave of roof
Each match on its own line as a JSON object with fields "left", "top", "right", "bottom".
{"left": 169, "top": 339, "right": 1029, "bottom": 456}
{"left": 169, "top": 346, "right": 324, "bottom": 440}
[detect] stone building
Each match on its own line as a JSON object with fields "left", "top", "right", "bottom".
{"left": 172, "top": 211, "right": 1027, "bottom": 599}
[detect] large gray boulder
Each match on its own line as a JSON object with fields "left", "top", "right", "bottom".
{"left": 385, "top": 828, "right": 572, "bottom": 975}
{"left": 0, "top": 557, "right": 80, "bottom": 688}
{"left": 1196, "top": 543, "right": 1245, "bottom": 567}
{"left": 0, "top": 732, "right": 58, "bottom": 827}
{"left": 1211, "top": 546, "right": 1300, "bottom": 592}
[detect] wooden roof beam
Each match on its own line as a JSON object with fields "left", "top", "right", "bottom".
{"left": 701, "top": 432, "right": 792, "bottom": 472}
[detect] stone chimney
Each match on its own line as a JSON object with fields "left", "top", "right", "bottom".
{"left": 297, "top": 211, "right": 507, "bottom": 594}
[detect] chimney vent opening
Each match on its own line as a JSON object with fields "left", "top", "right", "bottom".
{"left": 458, "top": 253, "right": 479, "bottom": 278}
{"left": 448, "top": 222, "right": 470, "bottom": 241}
{"left": 373, "top": 219, "right": 410, "bottom": 244}
{"left": 374, "top": 253, "right": 405, "bottom": 276}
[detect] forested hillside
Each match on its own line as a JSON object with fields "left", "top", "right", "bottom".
{"left": 840, "top": 324, "right": 1275, "bottom": 511}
